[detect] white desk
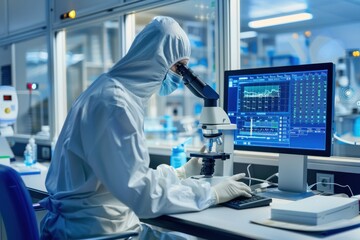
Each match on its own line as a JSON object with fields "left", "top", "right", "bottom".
{"left": 12, "top": 161, "right": 49, "bottom": 201}
{"left": 141, "top": 199, "right": 360, "bottom": 240}
{"left": 14, "top": 160, "right": 360, "bottom": 240}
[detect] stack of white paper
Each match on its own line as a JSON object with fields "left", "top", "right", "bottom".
{"left": 271, "top": 195, "right": 359, "bottom": 225}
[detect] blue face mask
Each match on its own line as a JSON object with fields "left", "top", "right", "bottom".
{"left": 158, "top": 69, "right": 183, "bottom": 96}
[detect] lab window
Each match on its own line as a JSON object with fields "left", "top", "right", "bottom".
{"left": 134, "top": 0, "right": 216, "bottom": 142}
{"left": 239, "top": 0, "right": 360, "bottom": 158}
{"left": 64, "top": 20, "right": 120, "bottom": 112}
{"left": 12, "top": 36, "right": 50, "bottom": 136}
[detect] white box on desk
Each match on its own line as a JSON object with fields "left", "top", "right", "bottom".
{"left": 271, "top": 195, "right": 359, "bottom": 225}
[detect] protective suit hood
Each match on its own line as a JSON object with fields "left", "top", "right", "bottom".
{"left": 108, "top": 16, "right": 191, "bottom": 100}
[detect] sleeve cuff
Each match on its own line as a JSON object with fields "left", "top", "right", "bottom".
{"left": 210, "top": 187, "right": 219, "bottom": 205}
{"left": 175, "top": 166, "right": 186, "bottom": 180}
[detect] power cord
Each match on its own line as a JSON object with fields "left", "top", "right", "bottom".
{"left": 308, "top": 182, "right": 354, "bottom": 197}
{"left": 244, "top": 163, "right": 354, "bottom": 196}
{"left": 245, "top": 165, "right": 278, "bottom": 186}
{"left": 244, "top": 165, "right": 281, "bottom": 193}
{"left": 246, "top": 164, "right": 252, "bottom": 186}
{"left": 265, "top": 172, "right": 278, "bottom": 182}
{"left": 242, "top": 176, "right": 276, "bottom": 185}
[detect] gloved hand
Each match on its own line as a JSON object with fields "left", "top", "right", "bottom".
{"left": 211, "top": 173, "right": 252, "bottom": 204}
{"left": 175, "top": 145, "right": 206, "bottom": 179}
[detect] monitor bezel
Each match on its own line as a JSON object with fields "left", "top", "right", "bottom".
{"left": 223, "top": 62, "right": 335, "bottom": 157}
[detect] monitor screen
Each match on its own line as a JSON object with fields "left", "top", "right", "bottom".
{"left": 224, "top": 63, "right": 335, "bottom": 157}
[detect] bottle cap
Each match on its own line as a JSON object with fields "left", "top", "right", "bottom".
{"left": 29, "top": 137, "right": 35, "bottom": 144}
{"left": 41, "top": 125, "right": 50, "bottom": 132}
{"left": 172, "top": 145, "right": 184, "bottom": 154}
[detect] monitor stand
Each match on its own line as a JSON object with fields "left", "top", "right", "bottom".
{"left": 260, "top": 153, "right": 314, "bottom": 200}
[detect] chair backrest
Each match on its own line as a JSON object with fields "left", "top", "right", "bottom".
{"left": 0, "top": 164, "right": 39, "bottom": 240}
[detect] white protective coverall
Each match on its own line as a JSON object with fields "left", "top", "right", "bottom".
{"left": 40, "top": 16, "right": 217, "bottom": 239}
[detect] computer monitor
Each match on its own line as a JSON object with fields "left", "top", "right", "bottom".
{"left": 224, "top": 63, "right": 335, "bottom": 197}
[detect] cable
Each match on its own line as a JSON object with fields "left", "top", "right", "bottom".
{"left": 242, "top": 176, "right": 278, "bottom": 185}
{"left": 246, "top": 164, "right": 252, "bottom": 186}
{"left": 309, "top": 182, "right": 354, "bottom": 197}
{"left": 242, "top": 176, "right": 278, "bottom": 194}
{"left": 243, "top": 167, "right": 279, "bottom": 190}
{"left": 265, "top": 172, "right": 278, "bottom": 182}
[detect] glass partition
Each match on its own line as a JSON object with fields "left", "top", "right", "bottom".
{"left": 239, "top": 0, "right": 360, "bottom": 158}
{"left": 134, "top": 1, "right": 216, "bottom": 143}
{"left": 56, "top": 1, "right": 217, "bottom": 146}
{"left": 13, "top": 36, "right": 50, "bottom": 136}
{"left": 64, "top": 20, "right": 120, "bottom": 111}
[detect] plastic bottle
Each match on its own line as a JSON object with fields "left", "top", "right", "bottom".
{"left": 24, "top": 144, "right": 34, "bottom": 166}
{"left": 37, "top": 125, "right": 50, "bottom": 138}
{"left": 170, "top": 138, "right": 192, "bottom": 169}
{"left": 354, "top": 117, "right": 360, "bottom": 137}
{"left": 29, "top": 137, "right": 37, "bottom": 163}
{"left": 170, "top": 145, "right": 187, "bottom": 169}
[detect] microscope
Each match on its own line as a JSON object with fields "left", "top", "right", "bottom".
{"left": 177, "top": 64, "right": 236, "bottom": 181}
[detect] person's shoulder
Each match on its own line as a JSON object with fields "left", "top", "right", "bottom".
{"left": 95, "top": 79, "right": 130, "bottom": 111}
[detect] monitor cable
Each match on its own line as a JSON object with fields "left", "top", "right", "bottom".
{"left": 246, "top": 164, "right": 252, "bottom": 186}
{"left": 308, "top": 182, "right": 354, "bottom": 197}
{"left": 243, "top": 165, "right": 278, "bottom": 193}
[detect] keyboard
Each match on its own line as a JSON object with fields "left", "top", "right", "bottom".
{"left": 222, "top": 194, "right": 272, "bottom": 210}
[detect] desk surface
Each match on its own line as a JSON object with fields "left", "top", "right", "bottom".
{"left": 142, "top": 199, "right": 360, "bottom": 240}
{"left": 17, "top": 161, "right": 360, "bottom": 240}
{"left": 14, "top": 161, "right": 48, "bottom": 192}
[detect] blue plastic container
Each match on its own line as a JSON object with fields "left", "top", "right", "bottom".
{"left": 170, "top": 145, "right": 187, "bottom": 169}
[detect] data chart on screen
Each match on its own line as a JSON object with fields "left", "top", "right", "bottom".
{"left": 224, "top": 63, "right": 334, "bottom": 156}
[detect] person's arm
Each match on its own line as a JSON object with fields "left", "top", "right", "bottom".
{"left": 83, "top": 104, "right": 216, "bottom": 218}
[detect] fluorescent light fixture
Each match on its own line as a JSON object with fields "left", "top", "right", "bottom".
{"left": 249, "top": 12, "right": 313, "bottom": 28}
{"left": 240, "top": 31, "right": 258, "bottom": 39}
{"left": 250, "top": 3, "right": 307, "bottom": 18}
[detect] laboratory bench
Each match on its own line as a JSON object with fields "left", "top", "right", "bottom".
{"left": 141, "top": 198, "right": 360, "bottom": 240}
{"left": 148, "top": 141, "right": 360, "bottom": 199}
{"left": 1, "top": 159, "right": 360, "bottom": 240}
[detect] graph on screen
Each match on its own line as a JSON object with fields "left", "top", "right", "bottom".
{"left": 244, "top": 85, "right": 279, "bottom": 98}
{"left": 241, "top": 83, "right": 289, "bottom": 112}
{"left": 236, "top": 115, "right": 290, "bottom": 147}
{"left": 225, "top": 68, "right": 331, "bottom": 151}
{"left": 224, "top": 63, "right": 334, "bottom": 194}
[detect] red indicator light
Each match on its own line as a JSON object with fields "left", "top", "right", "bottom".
{"left": 3, "top": 95, "right": 12, "bottom": 101}
{"left": 26, "top": 83, "right": 38, "bottom": 90}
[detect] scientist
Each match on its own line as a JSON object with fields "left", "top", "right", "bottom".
{"left": 40, "top": 16, "right": 251, "bottom": 239}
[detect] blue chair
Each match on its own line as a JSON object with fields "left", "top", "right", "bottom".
{"left": 0, "top": 164, "right": 138, "bottom": 240}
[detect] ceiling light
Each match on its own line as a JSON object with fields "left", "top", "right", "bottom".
{"left": 250, "top": 2, "right": 307, "bottom": 18}
{"left": 249, "top": 12, "right": 313, "bottom": 28}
